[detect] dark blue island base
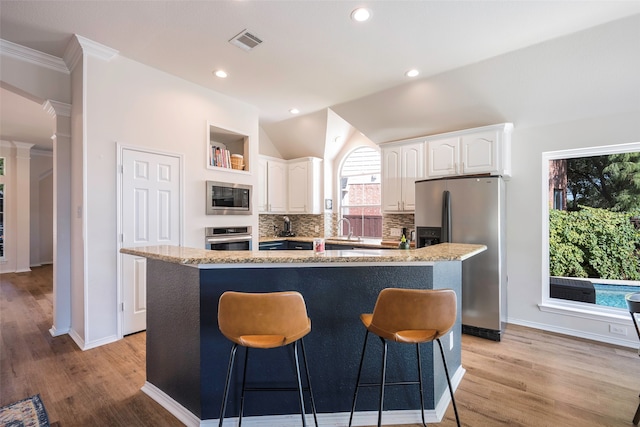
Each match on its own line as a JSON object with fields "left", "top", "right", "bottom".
{"left": 142, "top": 260, "right": 464, "bottom": 426}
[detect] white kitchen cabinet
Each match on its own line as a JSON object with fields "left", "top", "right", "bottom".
{"left": 382, "top": 141, "right": 424, "bottom": 212}
{"left": 426, "top": 137, "right": 460, "bottom": 178}
{"left": 426, "top": 123, "right": 513, "bottom": 179}
{"left": 258, "top": 156, "right": 287, "bottom": 213}
{"left": 288, "top": 157, "right": 322, "bottom": 214}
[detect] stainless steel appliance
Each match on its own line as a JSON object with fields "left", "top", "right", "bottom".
{"left": 205, "top": 226, "right": 252, "bottom": 250}
{"left": 206, "top": 181, "right": 251, "bottom": 215}
{"left": 415, "top": 176, "right": 506, "bottom": 341}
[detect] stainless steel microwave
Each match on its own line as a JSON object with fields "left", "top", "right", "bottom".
{"left": 206, "top": 181, "right": 252, "bottom": 215}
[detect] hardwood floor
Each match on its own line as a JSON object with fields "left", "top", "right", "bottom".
{"left": 2, "top": 265, "right": 639, "bottom": 426}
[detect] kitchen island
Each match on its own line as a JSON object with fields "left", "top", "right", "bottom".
{"left": 120, "top": 243, "right": 485, "bottom": 427}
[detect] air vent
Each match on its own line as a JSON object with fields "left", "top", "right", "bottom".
{"left": 229, "top": 30, "right": 263, "bottom": 51}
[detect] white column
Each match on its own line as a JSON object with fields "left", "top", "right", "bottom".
{"left": 13, "top": 141, "right": 34, "bottom": 272}
{"left": 44, "top": 100, "right": 72, "bottom": 337}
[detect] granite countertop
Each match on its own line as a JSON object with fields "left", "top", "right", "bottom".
{"left": 260, "top": 236, "right": 414, "bottom": 249}
{"left": 120, "top": 243, "right": 486, "bottom": 266}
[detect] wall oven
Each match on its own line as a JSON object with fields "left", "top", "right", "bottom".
{"left": 206, "top": 181, "right": 251, "bottom": 215}
{"left": 205, "top": 226, "right": 252, "bottom": 251}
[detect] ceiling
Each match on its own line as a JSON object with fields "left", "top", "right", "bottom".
{"left": 1, "top": 1, "right": 639, "bottom": 153}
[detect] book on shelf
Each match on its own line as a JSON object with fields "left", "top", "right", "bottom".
{"left": 210, "top": 145, "right": 234, "bottom": 169}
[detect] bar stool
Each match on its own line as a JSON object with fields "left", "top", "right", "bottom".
{"left": 217, "top": 291, "right": 318, "bottom": 427}
{"left": 625, "top": 292, "right": 640, "bottom": 425}
{"left": 348, "top": 288, "right": 461, "bottom": 427}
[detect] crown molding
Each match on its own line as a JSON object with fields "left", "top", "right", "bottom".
{"left": 44, "top": 100, "right": 72, "bottom": 117}
{"left": 33, "top": 149, "right": 54, "bottom": 158}
{"left": 63, "top": 34, "right": 119, "bottom": 71}
{"left": 0, "top": 39, "right": 69, "bottom": 74}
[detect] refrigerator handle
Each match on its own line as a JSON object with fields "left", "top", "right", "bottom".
{"left": 442, "top": 190, "right": 451, "bottom": 243}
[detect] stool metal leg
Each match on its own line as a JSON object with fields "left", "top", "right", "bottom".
{"left": 219, "top": 343, "right": 239, "bottom": 427}
{"left": 634, "top": 402, "right": 640, "bottom": 425}
{"left": 348, "top": 330, "right": 370, "bottom": 427}
{"left": 293, "top": 340, "right": 308, "bottom": 427}
{"left": 436, "top": 338, "right": 461, "bottom": 427}
{"left": 416, "top": 343, "right": 427, "bottom": 427}
{"left": 378, "top": 337, "right": 388, "bottom": 427}
{"left": 238, "top": 347, "right": 251, "bottom": 427}
{"left": 300, "top": 338, "right": 319, "bottom": 427}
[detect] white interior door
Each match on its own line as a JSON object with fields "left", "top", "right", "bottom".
{"left": 121, "top": 148, "right": 181, "bottom": 335}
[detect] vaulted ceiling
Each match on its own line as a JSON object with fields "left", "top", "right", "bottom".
{"left": 1, "top": 1, "right": 639, "bottom": 155}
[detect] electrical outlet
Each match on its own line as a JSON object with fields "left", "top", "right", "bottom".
{"left": 449, "top": 331, "right": 454, "bottom": 350}
{"left": 314, "top": 226, "right": 319, "bottom": 233}
{"left": 390, "top": 228, "right": 401, "bottom": 237}
{"left": 609, "top": 324, "right": 628, "bottom": 336}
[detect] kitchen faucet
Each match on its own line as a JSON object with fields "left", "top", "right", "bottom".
{"left": 337, "top": 217, "right": 353, "bottom": 239}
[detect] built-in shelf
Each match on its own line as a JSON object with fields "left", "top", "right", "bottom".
{"left": 207, "top": 122, "right": 250, "bottom": 173}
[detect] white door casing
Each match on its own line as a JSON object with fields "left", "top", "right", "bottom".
{"left": 119, "top": 147, "right": 182, "bottom": 335}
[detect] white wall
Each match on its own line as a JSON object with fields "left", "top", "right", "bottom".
{"left": 29, "top": 150, "right": 53, "bottom": 266}
{"left": 0, "top": 142, "right": 16, "bottom": 273}
{"left": 39, "top": 170, "right": 54, "bottom": 264}
{"left": 70, "top": 57, "right": 85, "bottom": 343}
{"left": 258, "top": 126, "right": 282, "bottom": 158}
{"left": 78, "top": 50, "right": 259, "bottom": 347}
{"left": 508, "top": 112, "right": 640, "bottom": 346}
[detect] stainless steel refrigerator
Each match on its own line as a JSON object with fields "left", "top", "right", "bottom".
{"left": 415, "top": 176, "right": 506, "bottom": 341}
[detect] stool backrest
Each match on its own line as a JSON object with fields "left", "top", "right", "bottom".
{"left": 218, "top": 291, "right": 311, "bottom": 346}
{"left": 370, "top": 288, "right": 457, "bottom": 341}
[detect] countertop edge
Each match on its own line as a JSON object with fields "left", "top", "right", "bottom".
{"left": 120, "top": 243, "right": 487, "bottom": 266}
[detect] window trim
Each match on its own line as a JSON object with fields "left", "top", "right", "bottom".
{"left": 338, "top": 146, "right": 382, "bottom": 239}
{"left": 540, "top": 142, "right": 640, "bottom": 319}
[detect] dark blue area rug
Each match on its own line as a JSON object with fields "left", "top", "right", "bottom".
{"left": 0, "top": 394, "right": 50, "bottom": 427}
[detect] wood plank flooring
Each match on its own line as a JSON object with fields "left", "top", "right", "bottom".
{"left": 2, "top": 265, "right": 639, "bottom": 426}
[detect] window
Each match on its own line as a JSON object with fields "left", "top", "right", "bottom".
{"left": 543, "top": 144, "right": 640, "bottom": 315}
{"left": 339, "top": 147, "right": 382, "bottom": 238}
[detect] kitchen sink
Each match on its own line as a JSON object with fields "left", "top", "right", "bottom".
{"left": 326, "top": 236, "right": 362, "bottom": 242}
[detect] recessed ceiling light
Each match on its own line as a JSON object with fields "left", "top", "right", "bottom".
{"left": 214, "top": 70, "right": 228, "bottom": 78}
{"left": 405, "top": 69, "right": 420, "bottom": 78}
{"left": 289, "top": 108, "right": 300, "bottom": 114}
{"left": 351, "top": 8, "right": 371, "bottom": 22}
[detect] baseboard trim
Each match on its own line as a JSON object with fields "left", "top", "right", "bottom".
{"left": 142, "top": 365, "right": 466, "bottom": 427}
{"left": 142, "top": 382, "right": 201, "bottom": 427}
{"left": 49, "top": 325, "right": 70, "bottom": 337}
{"left": 82, "top": 334, "right": 119, "bottom": 350}
{"left": 507, "top": 318, "right": 636, "bottom": 348}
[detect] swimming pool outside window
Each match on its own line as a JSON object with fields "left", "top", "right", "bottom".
{"left": 543, "top": 143, "right": 640, "bottom": 314}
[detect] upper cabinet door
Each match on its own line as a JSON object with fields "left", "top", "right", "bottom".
{"left": 381, "top": 142, "right": 424, "bottom": 212}
{"left": 257, "top": 158, "right": 268, "bottom": 213}
{"left": 427, "top": 137, "right": 460, "bottom": 178}
{"left": 288, "top": 161, "right": 309, "bottom": 213}
{"left": 287, "top": 158, "right": 322, "bottom": 214}
{"left": 381, "top": 146, "right": 402, "bottom": 211}
{"left": 461, "top": 130, "right": 499, "bottom": 175}
{"left": 267, "top": 160, "right": 287, "bottom": 213}
{"left": 400, "top": 142, "right": 424, "bottom": 211}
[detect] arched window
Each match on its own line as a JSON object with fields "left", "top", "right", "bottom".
{"left": 339, "top": 147, "right": 382, "bottom": 238}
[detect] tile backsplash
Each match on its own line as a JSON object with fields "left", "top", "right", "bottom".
{"left": 259, "top": 213, "right": 415, "bottom": 240}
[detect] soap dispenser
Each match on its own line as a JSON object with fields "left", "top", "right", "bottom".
{"left": 399, "top": 234, "right": 410, "bottom": 249}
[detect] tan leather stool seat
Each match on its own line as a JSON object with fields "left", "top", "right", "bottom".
{"left": 217, "top": 291, "right": 318, "bottom": 427}
{"left": 219, "top": 291, "right": 311, "bottom": 348}
{"left": 349, "top": 288, "right": 461, "bottom": 427}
